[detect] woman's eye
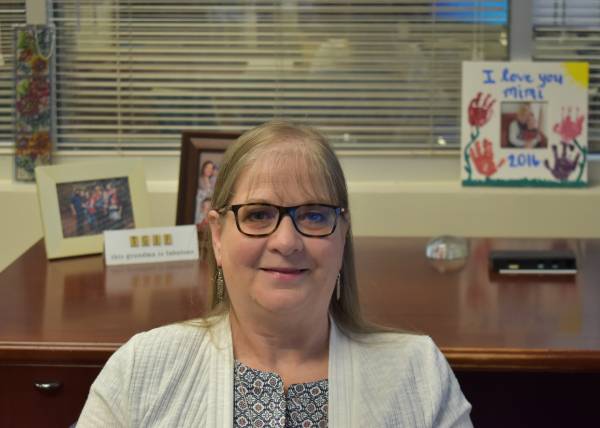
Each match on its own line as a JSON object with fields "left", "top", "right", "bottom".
{"left": 299, "top": 211, "right": 326, "bottom": 223}
{"left": 243, "top": 207, "right": 275, "bottom": 222}
{"left": 248, "top": 211, "right": 268, "bottom": 221}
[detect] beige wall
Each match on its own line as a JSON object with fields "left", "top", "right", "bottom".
{"left": 4, "top": 0, "right": 596, "bottom": 272}
{"left": 2, "top": 151, "right": 599, "bottom": 272}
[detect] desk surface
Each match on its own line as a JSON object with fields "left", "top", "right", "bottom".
{"left": 1, "top": 237, "right": 599, "bottom": 371}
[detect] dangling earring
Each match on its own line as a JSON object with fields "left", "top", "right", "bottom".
{"left": 216, "top": 268, "right": 225, "bottom": 303}
{"left": 336, "top": 272, "right": 341, "bottom": 301}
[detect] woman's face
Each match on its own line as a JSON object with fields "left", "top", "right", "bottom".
{"left": 202, "top": 162, "right": 215, "bottom": 177}
{"left": 209, "top": 158, "right": 348, "bottom": 318}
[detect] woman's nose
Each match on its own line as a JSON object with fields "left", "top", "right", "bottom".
{"left": 267, "top": 215, "right": 303, "bottom": 255}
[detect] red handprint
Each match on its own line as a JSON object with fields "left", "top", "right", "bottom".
{"left": 470, "top": 138, "right": 505, "bottom": 177}
{"left": 553, "top": 107, "right": 584, "bottom": 142}
{"left": 468, "top": 92, "right": 495, "bottom": 128}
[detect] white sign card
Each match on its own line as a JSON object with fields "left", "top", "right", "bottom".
{"left": 461, "top": 61, "right": 588, "bottom": 187}
{"left": 104, "top": 225, "right": 199, "bottom": 266}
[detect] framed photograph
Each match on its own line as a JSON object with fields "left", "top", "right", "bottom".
{"left": 500, "top": 102, "right": 548, "bottom": 149}
{"left": 461, "top": 61, "right": 588, "bottom": 187}
{"left": 176, "top": 131, "right": 240, "bottom": 231}
{"left": 35, "top": 159, "right": 151, "bottom": 259}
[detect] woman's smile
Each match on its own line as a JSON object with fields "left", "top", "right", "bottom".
{"left": 260, "top": 266, "right": 310, "bottom": 281}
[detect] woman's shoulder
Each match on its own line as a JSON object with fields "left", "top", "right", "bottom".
{"left": 338, "top": 329, "right": 450, "bottom": 382}
{"left": 334, "top": 333, "right": 471, "bottom": 426}
{"left": 332, "top": 320, "right": 440, "bottom": 363}
{"left": 96, "top": 316, "right": 230, "bottom": 396}
{"left": 352, "top": 331, "right": 439, "bottom": 360}
{"left": 127, "top": 315, "right": 229, "bottom": 357}
{"left": 130, "top": 322, "right": 204, "bottom": 349}
{"left": 79, "top": 316, "right": 232, "bottom": 425}
{"left": 95, "top": 315, "right": 230, "bottom": 379}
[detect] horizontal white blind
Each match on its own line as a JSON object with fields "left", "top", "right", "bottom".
{"left": 50, "top": 0, "right": 508, "bottom": 151}
{"left": 533, "top": 0, "right": 600, "bottom": 153}
{"left": 0, "top": 1, "right": 26, "bottom": 148}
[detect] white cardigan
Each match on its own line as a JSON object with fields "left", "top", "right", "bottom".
{"left": 78, "top": 315, "right": 472, "bottom": 427}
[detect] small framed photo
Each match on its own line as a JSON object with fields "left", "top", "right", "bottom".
{"left": 500, "top": 102, "right": 548, "bottom": 149}
{"left": 35, "top": 159, "right": 151, "bottom": 259}
{"left": 176, "top": 131, "right": 240, "bottom": 231}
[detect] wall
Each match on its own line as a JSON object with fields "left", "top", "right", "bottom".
{"left": 2, "top": 150, "right": 599, "bottom": 272}
{"left": 3, "top": 1, "right": 598, "bottom": 271}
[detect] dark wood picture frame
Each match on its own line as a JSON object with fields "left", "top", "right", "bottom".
{"left": 176, "top": 131, "right": 241, "bottom": 226}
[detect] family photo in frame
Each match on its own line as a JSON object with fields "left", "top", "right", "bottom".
{"left": 57, "top": 176, "right": 134, "bottom": 238}
{"left": 35, "top": 159, "right": 151, "bottom": 259}
{"left": 176, "top": 131, "right": 240, "bottom": 234}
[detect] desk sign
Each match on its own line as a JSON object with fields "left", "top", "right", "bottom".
{"left": 461, "top": 61, "right": 588, "bottom": 187}
{"left": 104, "top": 225, "right": 199, "bottom": 266}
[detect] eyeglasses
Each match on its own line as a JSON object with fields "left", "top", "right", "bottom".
{"left": 221, "top": 203, "right": 345, "bottom": 237}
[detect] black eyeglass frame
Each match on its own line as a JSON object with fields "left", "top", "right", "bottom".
{"left": 219, "top": 203, "right": 346, "bottom": 238}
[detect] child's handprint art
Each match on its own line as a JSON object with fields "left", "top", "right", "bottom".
{"left": 464, "top": 92, "right": 496, "bottom": 181}
{"left": 544, "top": 142, "right": 580, "bottom": 181}
{"left": 470, "top": 139, "right": 506, "bottom": 178}
{"left": 468, "top": 92, "right": 495, "bottom": 128}
{"left": 462, "top": 62, "right": 588, "bottom": 187}
{"left": 553, "top": 107, "right": 584, "bottom": 143}
{"left": 547, "top": 107, "right": 587, "bottom": 183}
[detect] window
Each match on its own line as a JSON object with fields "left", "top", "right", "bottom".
{"left": 50, "top": 0, "right": 508, "bottom": 151}
{"left": 0, "top": 1, "right": 26, "bottom": 148}
{"left": 533, "top": 0, "right": 600, "bottom": 153}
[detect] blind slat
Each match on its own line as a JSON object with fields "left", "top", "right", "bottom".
{"left": 51, "top": 0, "right": 508, "bottom": 150}
{"left": 0, "top": 2, "right": 26, "bottom": 147}
{"left": 534, "top": 0, "right": 600, "bottom": 152}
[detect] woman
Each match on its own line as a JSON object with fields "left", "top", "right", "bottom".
{"left": 195, "top": 160, "right": 216, "bottom": 224}
{"left": 78, "top": 121, "right": 472, "bottom": 427}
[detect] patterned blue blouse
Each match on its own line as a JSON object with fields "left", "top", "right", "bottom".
{"left": 234, "top": 360, "right": 328, "bottom": 427}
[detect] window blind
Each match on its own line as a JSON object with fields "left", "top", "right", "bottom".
{"left": 533, "top": 0, "right": 600, "bottom": 153}
{"left": 50, "top": 0, "right": 508, "bottom": 151}
{"left": 0, "top": 1, "right": 26, "bottom": 148}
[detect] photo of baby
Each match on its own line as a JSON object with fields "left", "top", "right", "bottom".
{"left": 501, "top": 102, "right": 548, "bottom": 149}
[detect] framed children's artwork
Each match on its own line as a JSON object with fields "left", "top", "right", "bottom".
{"left": 175, "top": 131, "right": 240, "bottom": 232}
{"left": 35, "top": 159, "right": 151, "bottom": 259}
{"left": 461, "top": 61, "right": 588, "bottom": 187}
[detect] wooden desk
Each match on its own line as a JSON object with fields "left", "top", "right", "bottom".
{"left": 1, "top": 237, "right": 599, "bottom": 427}
{"left": 355, "top": 237, "right": 600, "bottom": 372}
{"left": 355, "top": 237, "right": 600, "bottom": 427}
{"left": 0, "top": 241, "right": 208, "bottom": 427}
